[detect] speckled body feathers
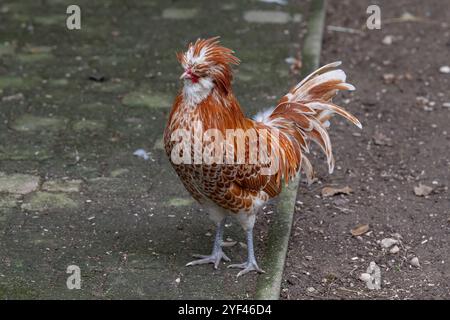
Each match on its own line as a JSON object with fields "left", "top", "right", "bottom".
{"left": 164, "top": 38, "right": 361, "bottom": 216}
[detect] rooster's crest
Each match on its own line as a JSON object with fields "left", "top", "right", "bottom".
{"left": 177, "top": 37, "right": 240, "bottom": 93}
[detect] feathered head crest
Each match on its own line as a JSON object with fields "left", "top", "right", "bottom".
{"left": 177, "top": 37, "right": 240, "bottom": 93}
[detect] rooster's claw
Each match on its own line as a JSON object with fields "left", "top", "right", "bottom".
{"left": 228, "top": 261, "right": 265, "bottom": 277}
{"left": 186, "top": 251, "right": 231, "bottom": 269}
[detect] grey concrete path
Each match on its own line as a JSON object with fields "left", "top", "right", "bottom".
{"left": 0, "top": 0, "right": 319, "bottom": 299}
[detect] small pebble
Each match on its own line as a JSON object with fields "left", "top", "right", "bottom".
{"left": 381, "top": 238, "right": 398, "bottom": 248}
{"left": 392, "top": 233, "right": 403, "bottom": 239}
{"left": 439, "top": 66, "right": 450, "bottom": 74}
{"left": 360, "top": 273, "right": 371, "bottom": 282}
{"left": 410, "top": 257, "right": 420, "bottom": 267}
{"left": 360, "top": 261, "right": 381, "bottom": 290}
{"left": 383, "top": 73, "right": 395, "bottom": 84}
{"left": 382, "top": 35, "right": 394, "bottom": 45}
{"left": 389, "top": 245, "right": 400, "bottom": 254}
{"left": 443, "top": 102, "right": 450, "bottom": 108}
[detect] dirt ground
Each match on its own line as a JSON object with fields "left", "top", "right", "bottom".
{"left": 282, "top": 0, "right": 450, "bottom": 299}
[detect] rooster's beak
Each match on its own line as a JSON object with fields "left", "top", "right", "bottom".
{"left": 180, "top": 70, "right": 190, "bottom": 80}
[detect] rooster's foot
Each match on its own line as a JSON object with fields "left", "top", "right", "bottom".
{"left": 228, "top": 260, "right": 265, "bottom": 277}
{"left": 186, "top": 251, "right": 231, "bottom": 269}
{"left": 228, "top": 227, "right": 265, "bottom": 277}
{"left": 186, "top": 219, "right": 230, "bottom": 269}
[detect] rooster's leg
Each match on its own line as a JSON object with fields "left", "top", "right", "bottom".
{"left": 186, "top": 218, "right": 230, "bottom": 269}
{"left": 228, "top": 227, "right": 265, "bottom": 277}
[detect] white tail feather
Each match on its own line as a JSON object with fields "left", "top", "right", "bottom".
{"left": 254, "top": 61, "right": 361, "bottom": 181}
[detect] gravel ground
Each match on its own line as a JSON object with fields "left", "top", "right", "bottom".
{"left": 282, "top": 0, "right": 450, "bottom": 299}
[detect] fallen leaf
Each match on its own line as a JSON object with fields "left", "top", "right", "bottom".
{"left": 351, "top": 224, "right": 369, "bottom": 236}
{"left": 414, "top": 183, "right": 433, "bottom": 197}
{"left": 322, "top": 186, "right": 353, "bottom": 197}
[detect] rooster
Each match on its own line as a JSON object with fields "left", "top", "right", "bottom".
{"left": 164, "top": 37, "right": 361, "bottom": 277}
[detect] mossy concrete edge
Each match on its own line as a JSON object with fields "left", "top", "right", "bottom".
{"left": 254, "top": 0, "right": 327, "bottom": 300}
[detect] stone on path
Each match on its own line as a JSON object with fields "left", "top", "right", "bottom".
{"left": 0, "top": 173, "right": 40, "bottom": 194}
{"left": 0, "top": 145, "right": 50, "bottom": 161}
{"left": 410, "top": 257, "right": 420, "bottom": 268}
{"left": 0, "top": 194, "right": 20, "bottom": 208}
{"left": 42, "top": 179, "right": 82, "bottom": 193}
{"left": 11, "top": 114, "right": 66, "bottom": 132}
{"left": 21, "top": 192, "right": 77, "bottom": 212}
